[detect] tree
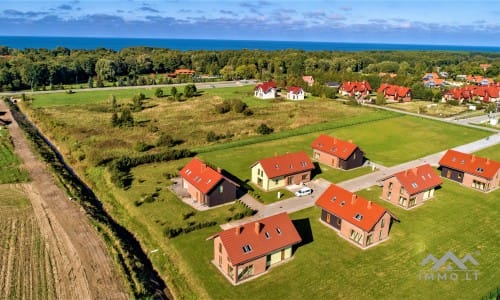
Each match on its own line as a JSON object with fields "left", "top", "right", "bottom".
{"left": 375, "top": 93, "right": 386, "bottom": 105}
{"left": 184, "top": 84, "right": 197, "bottom": 98}
{"left": 154, "top": 87, "right": 164, "bottom": 98}
{"left": 95, "top": 58, "right": 117, "bottom": 82}
{"left": 88, "top": 77, "right": 93, "bottom": 88}
{"left": 256, "top": 123, "right": 274, "bottom": 135}
{"left": 119, "top": 108, "right": 134, "bottom": 127}
{"left": 171, "top": 86, "right": 178, "bottom": 98}
{"left": 109, "top": 94, "right": 117, "bottom": 110}
{"left": 132, "top": 93, "right": 145, "bottom": 112}
{"left": 111, "top": 112, "right": 119, "bottom": 127}
{"left": 156, "top": 133, "right": 175, "bottom": 147}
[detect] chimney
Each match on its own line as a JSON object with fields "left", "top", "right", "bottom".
{"left": 486, "top": 158, "right": 490, "bottom": 165}
{"left": 333, "top": 137, "right": 337, "bottom": 144}
{"left": 412, "top": 167, "right": 418, "bottom": 175}
{"left": 471, "top": 155, "right": 475, "bottom": 163}
{"left": 254, "top": 222, "right": 262, "bottom": 234}
{"left": 351, "top": 194, "right": 357, "bottom": 204}
{"left": 217, "top": 167, "right": 222, "bottom": 174}
{"left": 367, "top": 201, "right": 372, "bottom": 209}
{"left": 235, "top": 226, "right": 242, "bottom": 236}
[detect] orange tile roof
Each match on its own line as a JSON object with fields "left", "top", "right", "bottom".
{"left": 254, "top": 152, "right": 314, "bottom": 179}
{"left": 439, "top": 150, "right": 500, "bottom": 180}
{"left": 180, "top": 157, "right": 224, "bottom": 194}
{"left": 315, "top": 184, "right": 388, "bottom": 232}
{"left": 254, "top": 81, "right": 277, "bottom": 93}
{"left": 311, "top": 134, "right": 360, "bottom": 160}
{"left": 287, "top": 86, "right": 303, "bottom": 94}
{"left": 388, "top": 164, "right": 443, "bottom": 195}
{"left": 340, "top": 81, "right": 372, "bottom": 93}
{"left": 216, "top": 212, "right": 302, "bottom": 265}
{"left": 377, "top": 84, "right": 410, "bottom": 97}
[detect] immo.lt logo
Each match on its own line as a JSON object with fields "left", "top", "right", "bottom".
{"left": 419, "top": 251, "right": 480, "bottom": 281}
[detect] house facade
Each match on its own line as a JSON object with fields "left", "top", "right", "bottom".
{"left": 439, "top": 149, "right": 500, "bottom": 192}
{"left": 286, "top": 86, "right": 305, "bottom": 100}
{"left": 302, "top": 76, "right": 314, "bottom": 86}
{"left": 311, "top": 134, "right": 364, "bottom": 170}
{"left": 315, "top": 184, "right": 396, "bottom": 248}
{"left": 380, "top": 164, "right": 443, "bottom": 209}
{"left": 180, "top": 157, "right": 239, "bottom": 207}
{"left": 251, "top": 152, "right": 314, "bottom": 191}
{"left": 442, "top": 85, "right": 499, "bottom": 103}
{"left": 339, "top": 81, "right": 372, "bottom": 98}
{"left": 254, "top": 82, "right": 277, "bottom": 99}
{"left": 377, "top": 84, "right": 412, "bottom": 102}
{"left": 210, "top": 212, "right": 301, "bottom": 284}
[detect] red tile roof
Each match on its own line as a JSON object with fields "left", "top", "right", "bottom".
{"left": 340, "top": 81, "right": 372, "bottom": 93}
{"left": 180, "top": 157, "right": 224, "bottom": 194}
{"left": 287, "top": 86, "right": 303, "bottom": 94}
{"left": 377, "top": 84, "right": 411, "bottom": 98}
{"left": 439, "top": 149, "right": 500, "bottom": 180}
{"left": 315, "top": 184, "right": 388, "bottom": 232}
{"left": 253, "top": 152, "right": 314, "bottom": 179}
{"left": 311, "top": 134, "right": 360, "bottom": 160}
{"left": 444, "top": 85, "right": 499, "bottom": 102}
{"left": 254, "top": 81, "right": 277, "bottom": 93}
{"left": 388, "top": 164, "right": 443, "bottom": 195}
{"left": 216, "top": 212, "right": 302, "bottom": 265}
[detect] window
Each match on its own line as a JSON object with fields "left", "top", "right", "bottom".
{"left": 388, "top": 182, "right": 393, "bottom": 190}
{"left": 354, "top": 213, "right": 363, "bottom": 221}
{"left": 411, "top": 182, "right": 418, "bottom": 188}
{"left": 326, "top": 213, "right": 331, "bottom": 223}
{"left": 265, "top": 231, "right": 270, "bottom": 239}
{"left": 379, "top": 230, "right": 383, "bottom": 239}
{"left": 409, "top": 198, "right": 416, "bottom": 207}
{"left": 219, "top": 255, "right": 222, "bottom": 267}
{"left": 476, "top": 167, "right": 484, "bottom": 173}
{"left": 219, "top": 185, "right": 223, "bottom": 193}
{"left": 336, "top": 218, "right": 341, "bottom": 226}
{"left": 353, "top": 153, "right": 356, "bottom": 159}
{"left": 472, "top": 180, "right": 486, "bottom": 191}
{"left": 274, "top": 179, "right": 279, "bottom": 185}
{"left": 400, "top": 187, "right": 405, "bottom": 194}
{"left": 301, "top": 161, "right": 308, "bottom": 167}
{"left": 242, "top": 244, "right": 252, "bottom": 253}
{"left": 398, "top": 196, "right": 407, "bottom": 207}
{"left": 340, "top": 201, "right": 345, "bottom": 207}
{"left": 386, "top": 191, "right": 392, "bottom": 200}
{"left": 238, "top": 265, "right": 254, "bottom": 280}
{"left": 302, "top": 174, "right": 308, "bottom": 180}
{"left": 331, "top": 196, "right": 337, "bottom": 202}
{"left": 276, "top": 227, "right": 282, "bottom": 235}
{"left": 349, "top": 230, "right": 363, "bottom": 244}
{"left": 381, "top": 218, "right": 385, "bottom": 228}
{"left": 219, "top": 243, "right": 222, "bottom": 253}
{"left": 366, "top": 234, "right": 373, "bottom": 245}
{"left": 314, "top": 152, "right": 320, "bottom": 159}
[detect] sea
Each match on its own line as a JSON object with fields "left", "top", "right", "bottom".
{"left": 0, "top": 36, "right": 499, "bottom": 52}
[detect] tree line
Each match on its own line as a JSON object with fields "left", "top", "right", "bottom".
{"left": 0, "top": 45, "right": 498, "bottom": 92}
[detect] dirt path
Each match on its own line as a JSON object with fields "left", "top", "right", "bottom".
{"left": 0, "top": 100, "right": 128, "bottom": 299}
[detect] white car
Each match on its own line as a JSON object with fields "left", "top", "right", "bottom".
{"left": 295, "top": 187, "right": 313, "bottom": 197}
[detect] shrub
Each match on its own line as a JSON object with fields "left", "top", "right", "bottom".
{"left": 184, "top": 84, "right": 197, "bottom": 98}
{"left": 154, "top": 88, "right": 163, "bottom": 98}
{"left": 215, "top": 101, "right": 231, "bottom": 114}
{"left": 134, "top": 141, "right": 152, "bottom": 152}
{"left": 242, "top": 108, "right": 254, "bottom": 116}
{"left": 156, "top": 133, "right": 175, "bottom": 147}
{"left": 206, "top": 131, "right": 219, "bottom": 142}
{"left": 256, "top": 123, "right": 274, "bottom": 135}
{"left": 231, "top": 99, "right": 248, "bottom": 113}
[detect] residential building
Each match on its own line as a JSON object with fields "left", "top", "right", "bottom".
{"left": 254, "top": 81, "right": 277, "bottom": 99}
{"left": 210, "top": 212, "right": 302, "bottom": 284}
{"left": 315, "top": 184, "right": 396, "bottom": 248}
{"left": 439, "top": 150, "right": 500, "bottom": 192}
{"left": 380, "top": 164, "right": 442, "bottom": 209}
{"left": 180, "top": 157, "right": 239, "bottom": 207}
{"left": 377, "top": 84, "right": 412, "bottom": 102}
{"left": 311, "top": 134, "right": 364, "bottom": 170}
{"left": 339, "top": 81, "right": 372, "bottom": 98}
{"left": 286, "top": 86, "right": 305, "bottom": 100}
{"left": 251, "top": 152, "right": 314, "bottom": 191}
{"left": 302, "top": 76, "right": 314, "bottom": 86}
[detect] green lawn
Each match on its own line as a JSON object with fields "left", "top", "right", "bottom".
{"left": 0, "top": 127, "right": 29, "bottom": 184}
{"left": 0, "top": 185, "right": 30, "bottom": 208}
{"left": 474, "top": 144, "right": 500, "bottom": 161}
{"left": 170, "top": 180, "right": 499, "bottom": 299}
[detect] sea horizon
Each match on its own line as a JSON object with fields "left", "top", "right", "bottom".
{"left": 1, "top": 35, "right": 499, "bottom": 52}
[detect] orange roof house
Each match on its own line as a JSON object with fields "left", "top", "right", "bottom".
{"left": 167, "top": 68, "right": 196, "bottom": 77}
{"left": 439, "top": 150, "right": 500, "bottom": 192}
{"left": 302, "top": 75, "right": 314, "bottom": 86}
{"left": 250, "top": 152, "right": 314, "bottom": 191}
{"left": 180, "top": 157, "right": 239, "bottom": 207}
{"left": 315, "top": 184, "right": 397, "bottom": 248}
{"left": 311, "top": 135, "right": 364, "bottom": 170}
{"left": 377, "top": 84, "right": 412, "bottom": 102}
{"left": 286, "top": 86, "right": 305, "bottom": 100}
{"left": 210, "top": 212, "right": 302, "bottom": 284}
{"left": 380, "top": 164, "right": 443, "bottom": 209}
{"left": 339, "top": 81, "right": 372, "bottom": 98}
{"left": 442, "top": 85, "right": 499, "bottom": 103}
{"left": 254, "top": 81, "right": 277, "bottom": 99}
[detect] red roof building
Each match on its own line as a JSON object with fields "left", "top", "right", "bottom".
{"left": 302, "top": 75, "right": 314, "bottom": 86}
{"left": 311, "top": 135, "right": 364, "bottom": 170}
{"left": 180, "top": 157, "right": 239, "bottom": 207}
{"left": 250, "top": 152, "right": 314, "bottom": 191}
{"left": 339, "top": 81, "right": 372, "bottom": 98}
{"left": 254, "top": 81, "right": 277, "bottom": 99}
{"left": 315, "top": 184, "right": 396, "bottom": 248}
{"left": 377, "top": 84, "right": 412, "bottom": 102}
{"left": 286, "top": 86, "right": 305, "bottom": 100}
{"left": 442, "top": 85, "right": 500, "bottom": 103}
{"left": 167, "top": 68, "right": 196, "bottom": 77}
{"left": 439, "top": 150, "right": 500, "bottom": 192}
{"left": 380, "top": 164, "right": 443, "bottom": 209}
{"left": 210, "top": 212, "right": 302, "bottom": 284}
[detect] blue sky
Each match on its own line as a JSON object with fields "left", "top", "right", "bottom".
{"left": 1, "top": 0, "right": 499, "bottom": 46}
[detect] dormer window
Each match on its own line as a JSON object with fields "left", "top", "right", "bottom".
{"left": 354, "top": 213, "right": 363, "bottom": 221}
{"left": 340, "top": 201, "right": 345, "bottom": 207}
{"left": 476, "top": 167, "right": 484, "bottom": 173}
{"left": 460, "top": 160, "right": 465, "bottom": 165}
{"left": 276, "top": 227, "right": 282, "bottom": 235}
{"left": 331, "top": 196, "right": 337, "bottom": 202}
{"left": 275, "top": 164, "right": 279, "bottom": 169}
{"left": 185, "top": 169, "right": 192, "bottom": 175}
{"left": 265, "top": 232, "right": 270, "bottom": 239}
{"left": 411, "top": 182, "right": 418, "bottom": 188}
{"left": 242, "top": 244, "right": 252, "bottom": 253}
{"left": 301, "top": 161, "right": 307, "bottom": 167}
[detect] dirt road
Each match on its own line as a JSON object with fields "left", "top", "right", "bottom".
{"left": 0, "top": 100, "right": 128, "bottom": 299}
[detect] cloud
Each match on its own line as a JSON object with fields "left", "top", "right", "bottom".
{"left": 369, "top": 19, "right": 387, "bottom": 24}
{"left": 3, "top": 9, "right": 48, "bottom": 18}
{"left": 58, "top": 4, "right": 73, "bottom": 10}
{"left": 239, "top": 1, "right": 272, "bottom": 14}
{"left": 139, "top": 6, "right": 159, "bottom": 13}
{"left": 340, "top": 6, "right": 352, "bottom": 12}
{"left": 220, "top": 10, "right": 237, "bottom": 16}
{"left": 178, "top": 9, "right": 191, "bottom": 13}
{"left": 303, "top": 11, "right": 327, "bottom": 19}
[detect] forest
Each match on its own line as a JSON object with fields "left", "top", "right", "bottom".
{"left": 0, "top": 45, "right": 499, "bottom": 96}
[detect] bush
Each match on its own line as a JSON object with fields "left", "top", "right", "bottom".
{"left": 231, "top": 99, "right": 248, "bottom": 113}
{"left": 215, "top": 101, "right": 231, "bottom": 114}
{"left": 242, "top": 108, "right": 254, "bottom": 116}
{"left": 184, "top": 84, "right": 197, "bottom": 98}
{"left": 206, "top": 131, "right": 219, "bottom": 142}
{"left": 156, "top": 133, "right": 176, "bottom": 147}
{"left": 134, "top": 141, "right": 152, "bottom": 152}
{"left": 154, "top": 88, "right": 164, "bottom": 98}
{"left": 256, "top": 123, "right": 274, "bottom": 135}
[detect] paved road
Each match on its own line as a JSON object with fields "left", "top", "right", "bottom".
{"left": 221, "top": 133, "right": 499, "bottom": 229}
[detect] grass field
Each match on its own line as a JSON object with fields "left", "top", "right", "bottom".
{"left": 386, "top": 101, "right": 470, "bottom": 117}
{"left": 0, "top": 185, "right": 57, "bottom": 299}
{"left": 0, "top": 127, "right": 29, "bottom": 184}
{"left": 474, "top": 144, "right": 500, "bottom": 161}
{"left": 169, "top": 180, "right": 499, "bottom": 299}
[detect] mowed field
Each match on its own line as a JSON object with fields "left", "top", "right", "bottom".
{"left": 0, "top": 185, "right": 57, "bottom": 300}
{"left": 20, "top": 86, "right": 498, "bottom": 299}
{"left": 0, "top": 127, "right": 29, "bottom": 183}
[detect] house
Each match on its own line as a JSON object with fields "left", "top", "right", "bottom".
{"left": 254, "top": 81, "right": 277, "bottom": 99}
{"left": 179, "top": 157, "right": 239, "bottom": 207}
{"left": 439, "top": 149, "right": 500, "bottom": 192}
{"left": 424, "top": 78, "right": 444, "bottom": 88}
{"left": 302, "top": 75, "right": 314, "bottom": 86}
{"left": 472, "top": 86, "right": 500, "bottom": 102}
{"left": 311, "top": 135, "right": 364, "bottom": 170}
{"left": 442, "top": 87, "right": 473, "bottom": 103}
{"left": 422, "top": 72, "right": 439, "bottom": 81}
{"left": 286, "top": 86, "right": 305, "bottom": 100}
{"left": 250, "top": 152, "right": 314, "bottom": 191}
{"left": 339, "top": 81, "right": 372, "bottom": 98}
{"left": 167, "top": 68, "right": 196, "bottom": 77}
{"left": 377, "top": 84, "right": 412, "bottom": 102}
{"left": 380, "top": 164, "right": 442, "bottom": 209}
{"left": 442, "top": 85, "right": 499, "bottom": 103}
{"left": 480, "top": 64, "right": 491, "bottom": 72}
{"left": 210, "top": 212, "right": 302, "bottom": 284}
{"left": 315, "top": 184, "right": 396, "bottom": 248}
{"left": 378, "top": 72, "right": 397, "bottom": 78}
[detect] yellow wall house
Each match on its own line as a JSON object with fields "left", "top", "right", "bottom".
{"left": 250, "top": 152, "right": 314, "bottom": 191}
